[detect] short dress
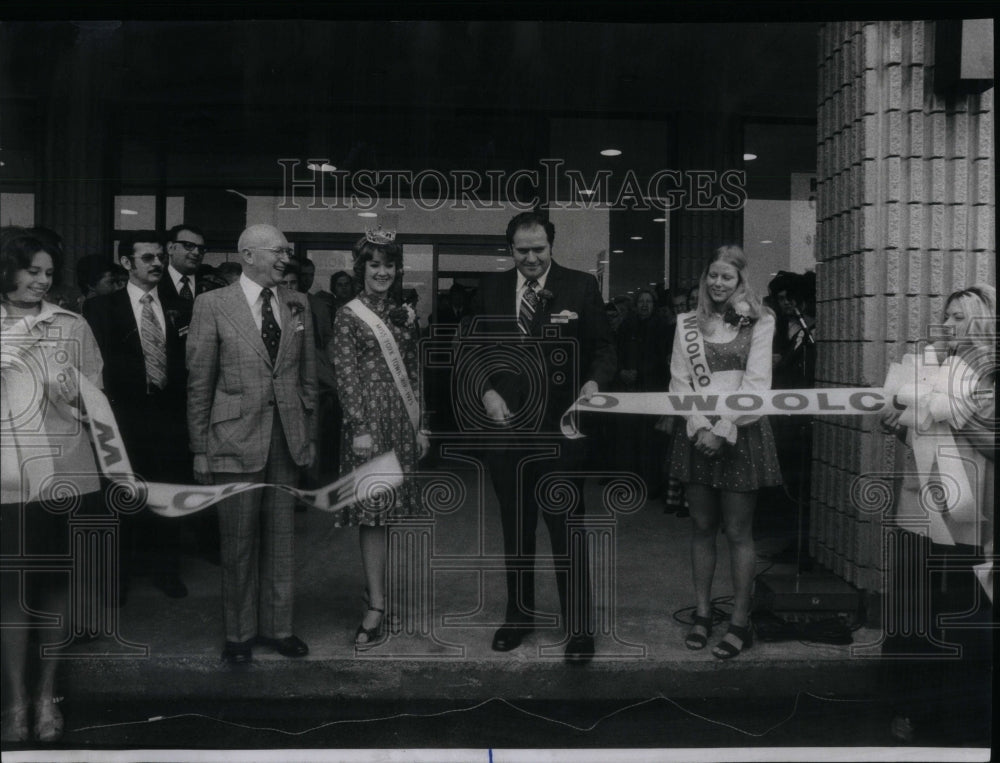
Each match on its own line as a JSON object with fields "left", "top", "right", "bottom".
{"left": 668, "top": 316, "right": 782, "bottom": 492}
{"left": 330, "top": 292, "right": 425, "bottom": 526}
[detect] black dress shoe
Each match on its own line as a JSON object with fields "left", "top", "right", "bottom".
{"left": 256, "top": 634, "right": 309, "bottom": 657}
{"left": 491, "top": 624, "right": 533, "bottom": 652}
{"left": 564, "top": 634, "right": 595, "bottom": 665}
{"left": 153, "top": 576, "right": 188, "bottom": 599}
{"left": 222, "top": 640, "right": 253, "bottom": 665}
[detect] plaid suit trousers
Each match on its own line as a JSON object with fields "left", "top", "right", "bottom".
{"left": 214, "top": 409, "right": 298, "bottom": 642}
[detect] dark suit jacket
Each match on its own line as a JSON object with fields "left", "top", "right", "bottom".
{"left": 471, "top": 260, "right": 617, "bottom": 431}
{"left": 83, "top": 288, "right": 190, "bottom": 478}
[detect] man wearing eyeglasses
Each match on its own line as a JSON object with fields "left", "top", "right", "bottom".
{"left": 187, "top": 223, "right": 317, "bottom": 665}
{"left": 160, "top": 224, "right": 207, "bottom": 303}
{"left": 83, "top": 233, "right": 191, "bottom": 605}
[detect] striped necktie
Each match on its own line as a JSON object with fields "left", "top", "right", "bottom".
{"left": 139, "top": 293, "right": 168, "bottom": 389}
{"left": 260, "top": 287, "right": 281, "bottom": 363}
{"left": 518, "top": 279, "right": 539, "bottom": 336}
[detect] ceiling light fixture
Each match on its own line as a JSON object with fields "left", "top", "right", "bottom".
{"left": 760, "top": 239, "right": 773, "bottom": 244}
{"left": 743, "top": 153, "right": 758, "bottom": 161}
{"left": 600, "top": 149, "right": 622, "bottom": 157}
{"left": 612, "top": 249, "right": 624, "bottom": 254}
{"left": 120, "top": 209, "right": 138, "bottom": 215}
{"left": 357, "top": 211, "right": 378, "bottom": 218}
{"left": 630, "top": 235, "right": 643, "bottom": 241}
{"left": 652, "top": 217, "right": 666, "bottom": 223}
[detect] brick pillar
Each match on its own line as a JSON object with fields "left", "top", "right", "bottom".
{"left": 671, "top": 112, "right": 743, "bottom": 290}
{"left": 813, "top": 21, "right": 995, "bottom": 592}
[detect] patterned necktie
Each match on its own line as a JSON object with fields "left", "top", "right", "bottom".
{"left": 139, "top": 293, "right": 168, "bottom": 389}
{"left": 260, "top": 287, "right": 281, "bottom": 363}
{"left": 518, "top": 279, "right": 539, "bottom": 336}
{"left": 178, "top": 275, "right": 193, "bottom": 301}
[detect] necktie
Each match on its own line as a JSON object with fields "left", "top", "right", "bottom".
{"left": 178, "top": 275, "right": 193, "bottom": 301}
{"left": 518, "top": 279, "right": 539, "bottom": 336}
{"left": 260, "top": 287, "right": 281, "bottom": 363}
{"left": 139, "top": 293, "right": 168, "bottom": 389}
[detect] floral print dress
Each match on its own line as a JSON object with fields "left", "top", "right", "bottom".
{"left": 330, "top": 292, "right": 424, "bottom": 526}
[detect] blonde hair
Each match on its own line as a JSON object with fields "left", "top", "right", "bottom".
{"left": 943, "top": 283, "right": 997, "bottom": 353}
{"left": 695, "top": 245, "right": 766, "bottom": 333}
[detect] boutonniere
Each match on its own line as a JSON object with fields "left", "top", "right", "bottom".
{"left": 287, "top": 301, "right": 306, "bottom": 332}
{"left": 723, "top": 300, "right": 756, "bottom": 329}
{"left": 165, "top": 309, "right": 189, "bottom": 337}
{"left": 389, "top": 303, "right": 417, "bottom": 328}
{"left": 536, "top": 288, "right": 555, "bottom": 307}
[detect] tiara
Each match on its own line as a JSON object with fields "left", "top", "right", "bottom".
{"left": 365, "top": 225, "right": 396, "bottom": 245}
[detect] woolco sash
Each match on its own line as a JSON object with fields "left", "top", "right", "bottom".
{"left": 74, "top": 374, "right": 402, "bottom": 517}
{"left": 345, "top": 298, "right": 420, "bottom": 434}
{"left": 679, "top": 312, "right": 713, "bottom": 389}
{"left": 559, "top": 388, "right": 890, "bottom": 439}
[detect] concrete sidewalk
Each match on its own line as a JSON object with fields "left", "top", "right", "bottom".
{"left": 56, "top": 454, "right": 881, "bottom": 702}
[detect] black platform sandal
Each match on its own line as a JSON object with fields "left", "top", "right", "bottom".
{"left": 712, "top": 621, "right": 753, "bottom": 659}
{"left": 355, "top": 606, "right": 385, "bottom": 649}
{"left": 684, "top": 613, "right": 713, "bottom": 650}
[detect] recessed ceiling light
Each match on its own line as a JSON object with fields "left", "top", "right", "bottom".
{"left": 599, "top": 260, "right": 609, "bottom": 264}
{"left": 600, "top": 149, "right": 622, "bottom": 157}
{"left": 120, "top": 209, "right": 138, "bottom": 215}
{"left": 630, "top": 235, "right": 643, "bottom": 241}
{"left": 743, "top": 153, "right": 758, "bottom": 161}
{"left": 652, "top": 217, "right": 666, "bottom": 222}
{"left": 357, "top": 212, "right": 378, "bottom": 218}
{"left": 612, "top": 249, "right": 624, "bottom": 254}
{"left": 760, "top": 239, "right": 773, "bottom": 244}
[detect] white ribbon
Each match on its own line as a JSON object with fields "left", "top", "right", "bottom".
{"left": 345, "top": 298, "right": 420, "bottom": 435}
{"left": 72, "top": 373, "right": 402, "bottom": 517}
{"left": 559, "top": 387, "right": 891, "bottom": 439}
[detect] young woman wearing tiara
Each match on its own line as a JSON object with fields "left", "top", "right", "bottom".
{"left": 668, "top": 245, "right": 781, "bottom": 659}
{"left": 330, "top": 227, "right": 429, "bottom": 649}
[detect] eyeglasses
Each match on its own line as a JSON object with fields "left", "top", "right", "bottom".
{"left": 173, "top": 240, "right": 208, "bottom": 255}
{"left": 130, "top": 252, "right": 167, "bottom": 264}
{"left": 251, "top": 246, "right": 294, "bottom": 257}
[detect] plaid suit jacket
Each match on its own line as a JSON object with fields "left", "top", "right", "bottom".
{"left": 186, "top": 282, "right": 317, "bottom": 473}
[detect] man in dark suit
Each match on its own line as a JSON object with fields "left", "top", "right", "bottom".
{"left": 83, "top": 233, "right": 189, "bottom": 600}
{"left": 471, "top": 210, "right": 617, "bottom": 664}
{"left": 187, "top": 223, "right": 316, "bottom": 665}
{"left": 159, "top": 224, "right": 206, "bottom": 304}
{"left": 158, "top": 222, "right": 222, "bottom": 564}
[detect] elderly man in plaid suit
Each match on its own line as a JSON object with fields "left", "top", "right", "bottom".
{"left": 187, "top": 223, "right": 317, "bottom": 665}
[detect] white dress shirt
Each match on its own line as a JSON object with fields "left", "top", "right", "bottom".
{"left": 514, "top": 266, "right": 551, "bottom": 315}
{"left": 167, "top": 264, "right": 195, "bottom": 297}
{"left": 240, "top": 274, "right": 283, "bottom": 331}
